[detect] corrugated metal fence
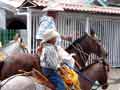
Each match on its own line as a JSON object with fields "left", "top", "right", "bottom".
{"left": 89, "top": 15, "right": 120, "bottom": 67}
{"left": 31, "top": 11, "right": 43, "bottom": 53}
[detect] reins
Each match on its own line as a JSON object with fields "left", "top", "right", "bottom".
{"left": 71, "top": 43, "right": 104, "bottom": 65}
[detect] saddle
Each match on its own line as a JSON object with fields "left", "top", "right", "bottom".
{"left": 59, "top": 65, "right": 81, "bottom": 90}
{"left": 0, "top": 52, "right": 6, "bottom": 61}
{"left": 19, "top": 69, "right": 55, "bottom": 90}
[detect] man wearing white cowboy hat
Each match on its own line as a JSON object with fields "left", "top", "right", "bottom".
{"left": 40, "top": 29, "right": 65, "bottom": 90}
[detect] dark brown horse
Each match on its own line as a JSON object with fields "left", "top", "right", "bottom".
{"left": 78, "top": 59, "right": 109, "bottom": 90}
{"left": 0, "top": 40, "right": 40, "bottom": 80}
{"left": 66, "top": 31, "right": 108, "bottom": 68}
{"left": 0, "top": 31, "right": 108, "bottom": 80}
{"left": 0, "top": 53, "right": 40, "bottom": 80}
{"left": 0, "top": 59, "right": 109, "bottom": 90}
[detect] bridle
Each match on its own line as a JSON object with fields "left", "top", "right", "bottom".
{"left": 71, "top": 43, "right": 104, "bottom": 66}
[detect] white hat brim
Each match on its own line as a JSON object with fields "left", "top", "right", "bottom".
{"left": 40, "top": 30, "right": 59, "bottom": 44}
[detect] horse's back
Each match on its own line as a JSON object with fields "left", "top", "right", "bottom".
{"left": 1, "top": 53, "right": 40, "bottom": 80}
{"left": 0, "top": 75, "right": 36, "bottom": 90}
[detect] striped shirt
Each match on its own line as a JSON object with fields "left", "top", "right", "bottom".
{"left": 40, "top": 43, "right": 63, "bottom": 70}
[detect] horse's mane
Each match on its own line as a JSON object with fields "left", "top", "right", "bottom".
{"left": 66, "top": 33, "right": 88, "bottom": 49}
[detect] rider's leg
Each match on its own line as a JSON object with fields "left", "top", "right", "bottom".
{"left": 42, "top": 68, "right": 65, "bottom": 90}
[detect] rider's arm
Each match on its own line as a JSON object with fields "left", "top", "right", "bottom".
{"left": 61, "top": 35, "right": 72, "bottom": 41}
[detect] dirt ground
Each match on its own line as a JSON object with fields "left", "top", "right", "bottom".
{"left": 98, "top": 68, "right": 120, "bottom": 90}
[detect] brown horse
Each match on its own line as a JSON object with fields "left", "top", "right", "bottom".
{"left": 0, "top": 60, "right": 109, "bottom": 90}
{"left": 0, "top": 40, "right": 39, "bottom": 80}
{"left": 66, "top": 31, "right": 108, "bottom": 68}
{"left": 0, "top": 31, "right": 108, "bottom": 80}
{"left": 0, "top": 53, "right": 40, "bottom": 80}
{"left": 0, "top": 68, "right": 55, "bottom": 90}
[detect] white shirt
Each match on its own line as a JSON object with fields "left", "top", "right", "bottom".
{"left": 40, "top": 43, "right": 63, "bottom": 70}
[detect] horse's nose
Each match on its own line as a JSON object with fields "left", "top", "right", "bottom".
{"left": 102, "top": 83, "right": 108, "bottom": 89}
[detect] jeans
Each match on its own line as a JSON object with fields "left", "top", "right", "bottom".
{"left": 42, "top": 68, "right": 65, "bottom": 90}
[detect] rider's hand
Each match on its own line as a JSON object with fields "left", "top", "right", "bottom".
{"left": 66, "top": 36, "right": 72, "bottom": 41}
{"left": 61, "top": 35, "right": 72, "bottom": 41}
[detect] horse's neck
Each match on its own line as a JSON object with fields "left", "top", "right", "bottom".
{"left": 79, "top": 63, "right": 104, "bottom": 90}
{"left": 66, "top": 44, "right": 89, "bottom": 68}
{"left": 83, "top": 63, "right": 103, "bottom": 81}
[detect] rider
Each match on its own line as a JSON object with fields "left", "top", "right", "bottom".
{"left": 36, "top": 4, "right": 80, "bottom": 89}
{"left": 40, "top": 29, "right": 65, "bottom": 90}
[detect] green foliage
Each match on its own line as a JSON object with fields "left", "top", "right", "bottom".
{"left": 0, "top": 28, "right": 16, "bottom": 46}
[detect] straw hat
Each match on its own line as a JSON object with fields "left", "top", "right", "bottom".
{"left": 41, "top": 29, "right": 59, "bottom": 43}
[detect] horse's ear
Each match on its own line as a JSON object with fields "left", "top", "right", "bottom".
{"left": 84, "top": 32, "right": 89, "bottom": 36}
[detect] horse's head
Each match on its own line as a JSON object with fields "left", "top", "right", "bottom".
{"left": 66, "top": 30, "right": 108, "bottom": 68}
{"left": 78, "top": 30, "right": 108, "bottom": 59}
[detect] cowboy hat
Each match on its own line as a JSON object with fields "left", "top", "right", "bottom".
{"left": 41, "top": 29, "right": 59, "bottom": 43}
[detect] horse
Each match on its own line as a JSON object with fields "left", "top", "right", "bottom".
{"left": 0, "top": 31, "right": 108, "bottom": 80}
{"left": 0, "top": 39, "right": 35, "bottom": 80}
{"left": 0, "top": 33, "right": 28, "bottom": 56}
{"left": 0, "top": 68, "right": 55, "bottom": 90}
{"left": 66, "top": 31, "right": 108, "bottom": 68}
{"left": 0, "top": 59, "right": 109, "bottom": 90}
